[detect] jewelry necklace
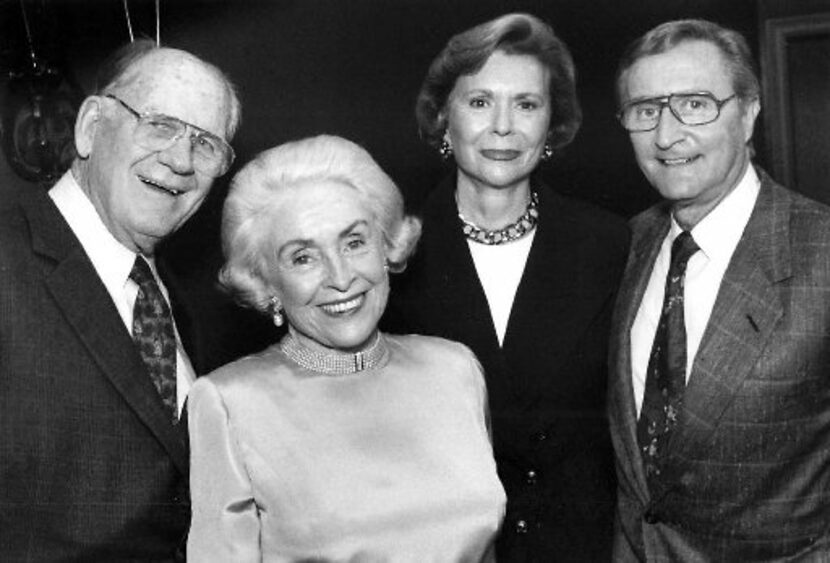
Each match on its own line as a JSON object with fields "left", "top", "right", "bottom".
{"left": 280, "top": 332, "right": 389, "bottom": 375}
{"left": 458, "top": 191, "right": 539, "bottom": 245}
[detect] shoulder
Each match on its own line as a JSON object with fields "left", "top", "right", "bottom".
{"left": 540, "top": 185, "right": 630, "bottom": 255}
{"left": 0, "top": 193, "right": 39, "bottom": 248}
{"left": 384, "top": 334, "right": 486, "bottom": 401}
{"left": 544, "top": 187, "right": 627, "bottom": 232}
{"left": 192, "top": 344, "right": 288, "bottom": 400}
{"left": 385, "top": 333, "right": 479, "bottom": 370}
{"left": 756, "top": 170, "right": 830, "bottom": 241}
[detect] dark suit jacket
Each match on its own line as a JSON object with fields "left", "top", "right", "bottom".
{"left": 384, "top": 177, "right": 629, "bottom": 562}
{"left": 0, "top": 186, "right": 274, "bottom": 562}
{"left": 608, "top": 169, "right": 830, "bottom": 561}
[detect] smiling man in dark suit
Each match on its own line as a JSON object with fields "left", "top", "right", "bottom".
{"left": 0, "top": 40, "right": 240, "bottom": 561}
{"left": 608, "top": 19, "right": 830, "bottom": 560}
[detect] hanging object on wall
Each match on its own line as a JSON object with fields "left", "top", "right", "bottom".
{"left": 2, "top": 0, "right": 82, "bottom": 185}
{"left": 123, "top": 0, "right": 162, "bottom": 45}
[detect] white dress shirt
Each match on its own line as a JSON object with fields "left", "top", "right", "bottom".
{"left": 49, "top": 172, "right": 196, "bottom": 416}
{"left": 630, "top": 166, "right": 760, "bottom": 415}
{"left": 468, "top": 230, "right": 535, "bottom": 346}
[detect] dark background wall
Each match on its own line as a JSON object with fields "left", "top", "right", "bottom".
{"left": 2, "top": 0, "right": 761, "bottom": 221}
{"left": 8, "top": 0, "right": 818, "bottom": 366}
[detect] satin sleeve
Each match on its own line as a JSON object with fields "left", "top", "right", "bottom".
{"left": 464, "top": 347, "right": 494, "bottom": 444}
{"left": 187, "top": 377, "right": 261, "bottom": 562}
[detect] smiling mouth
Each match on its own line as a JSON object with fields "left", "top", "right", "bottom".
{"left": 139, "top": 175, "right": 184, "bottom": 196}
{"left": 320, "top": 294, "right": 365, "bottom": 316}
{"left": 481, "top": 149, "right": 521, "bottom": 161}
{"left": 659, "top": 156, "right": 700, "bottom": 166}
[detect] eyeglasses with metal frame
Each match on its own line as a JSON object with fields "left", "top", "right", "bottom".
{"left": 104, "top": 94, "right": 235, "bottom": 177}
{"left": 617, "top": 91, "right": 738, "bottom": 133}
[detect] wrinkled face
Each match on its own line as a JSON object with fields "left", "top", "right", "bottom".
{"left": 621, "top": 40, "right": 760, "bottom": 227}
{"left": 444, "top": 51, "right": 551, "bottom": 193}
{"left": 76, "top": 49, "right": 234, "bottom": 254}
{"left": 268, "top": 180, "right": 389, "bottom": 354}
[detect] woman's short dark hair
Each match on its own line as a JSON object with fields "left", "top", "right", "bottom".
{"left": 415, "top": 12, "right": 581, "bottom": 153}
{"left": 615, "top": 19, "right": 760, "bottom": 107}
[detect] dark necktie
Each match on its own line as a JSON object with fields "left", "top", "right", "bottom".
{"left": 638, "top": 231, "right": 699, "bottom": 483}
{"left": 130, "top": 256, "right": 178, "bottom": 422}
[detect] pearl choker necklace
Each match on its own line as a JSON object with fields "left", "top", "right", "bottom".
{"left": 458, "top": 191, "right": 539, "bottom": 245}
{"left": 280, "top": 332, "right": 389, "bottom": 375}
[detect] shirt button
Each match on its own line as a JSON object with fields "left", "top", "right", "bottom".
{"left": 526, "top": 469, "right": 537, "bottom": 485}
{"left": 515, "top": 519, "right": 529, "bottom": 534}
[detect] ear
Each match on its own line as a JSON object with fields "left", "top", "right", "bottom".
{"left": 741, "top": 96, "right": 761, "bottom": 143}
{"left": 74, "top": 96, "right": 104, "bottom": 159}
{"left": 441, "top": 125, "right": 451, "bottom": 147}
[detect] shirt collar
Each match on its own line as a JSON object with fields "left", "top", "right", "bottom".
{"left": 670, "top": 165, "right": 760, "bottom": 262}
{"left": 49, "top": 171, "right": 148, "bottom": 292}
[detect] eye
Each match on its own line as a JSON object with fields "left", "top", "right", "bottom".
{"left": 192, "top": 134, "right": 218, "bottom": 156}
{"left": 517, "top": 100, "right": 539, "bottom": 111}
{"left": 635, "top": 104, "right": 658, "bottom": 119}
{"left": 143, "top": 117, "right": 180, "bottom": 138}
{"left": 290, "top": 251, "right": 315, "bottom": 267}
{"left": 344, "top": 235, "right": 367, "bottom": 252}
{"left": 677, "top": 95, "right": 715, "bottom": 113}
{"left": 468, "top": 97, "right": 488, "bottom": 109}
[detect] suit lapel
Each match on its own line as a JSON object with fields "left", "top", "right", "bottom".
{"left": 415, "top": 179, "right": 532, "bottom": 402}
{"left": 669, "top": 172, "right": 789, "bottom": 461}
{"left": 609, "top": 206, "right": 670, "bottom": 501}
{"left": 23, "top": 191, "right": 190, "bottom": 474}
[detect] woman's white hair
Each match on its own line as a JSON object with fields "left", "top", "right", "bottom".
{"left": 219, "top": 134, "right": 421, "bottom": 312}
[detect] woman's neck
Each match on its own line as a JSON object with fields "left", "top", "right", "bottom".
{"left": 455, "top": 177, "right": 532, "bottom": 230}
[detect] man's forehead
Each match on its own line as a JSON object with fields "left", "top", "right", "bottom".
{"left": 114, "top": 49, "right": 231, "bottom": 134}
{"left": 125, "top": 49, "right": 217, "bottom": 91}
{"left": 625, "top": 41, "right": 731, "bottom": 94}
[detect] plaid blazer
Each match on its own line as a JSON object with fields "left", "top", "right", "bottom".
{"left": 608, "top": 168, "right": 830, "bottom": 561}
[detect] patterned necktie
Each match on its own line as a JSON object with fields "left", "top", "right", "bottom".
{"left": 638, "top": 231, "right": 699, "bottom": 483}
{"left": 130, "top": 256, "right": 178, "bottom": 422}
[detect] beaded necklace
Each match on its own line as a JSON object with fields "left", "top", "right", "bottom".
{"left": 280, "top": 332, "right": 389, "bottom": 375}
{"left": 458, "top": 191, "right": 539, "bottom": 245}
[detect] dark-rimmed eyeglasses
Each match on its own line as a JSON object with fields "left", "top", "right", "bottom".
{"left": 617, "top": 92, "right": 737, "bottom": 133}
{"left": 104, "top": 94, "right": 235, "bottom": 177}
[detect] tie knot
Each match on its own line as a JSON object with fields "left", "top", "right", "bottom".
{"left": 670, "top": 231, "right": 699, "bottom": 271}
{"left": 129, "top": 256, "right": 156, "bottom": 288}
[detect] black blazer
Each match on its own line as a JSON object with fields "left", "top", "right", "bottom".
{"left": 384, "top": 177, "right": 629, "bottom": 562}
{"left": 0, "top": 187, "right": 274, "bottom": 561}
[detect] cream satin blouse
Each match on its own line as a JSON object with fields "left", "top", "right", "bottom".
{"left": 187, "top": 333, "right": 505, "bottom": 562}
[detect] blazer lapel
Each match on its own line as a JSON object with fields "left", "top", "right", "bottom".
{"left": 609, "top": 205, "right": 671, "bottom": 502}
{"left": 669, "top": 172, "right": 789, "bottom": 462}
{"left": 24, "top": 191, "right": 190, "bottom": 475}
{"left": 418, "top": 180, "right": 516, "bottom": 396}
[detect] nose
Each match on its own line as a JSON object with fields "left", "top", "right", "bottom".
{"left": 324, "top": 253, "right": 355, "bottom": 291}
{"left": 654, "top": 106, "right": 685, "bottom": 150}
{"left": 491, "top": 102, "right": 513, "bottom": 136}
{"left": 157, "top": 134, "right": 196, "bottom": 175}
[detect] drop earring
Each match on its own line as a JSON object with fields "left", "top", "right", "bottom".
{"left": 269, "top": 296, "right": 284, "bottom": 327}
{"left": 541, "top": 142, "right": 553, "bottom": 162}
{"left": 439, "top": 139, "right": 453, "bottom": 160}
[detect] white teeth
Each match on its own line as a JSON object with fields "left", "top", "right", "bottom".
{"left": 662, "top": 157, "right": 694, "bottom": 165}
{"left": 141, "top": 177, "right": 182, "bottom": 196}
{"left": 321, "top": 295, "right": 363, "bottom": 314}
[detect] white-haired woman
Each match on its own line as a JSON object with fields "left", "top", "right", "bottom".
{"left": 187, "top": 135, "right": 505, "bottom": 562}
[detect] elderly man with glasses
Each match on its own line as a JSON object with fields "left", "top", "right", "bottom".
{"left": 0, "top": 39, "right": 241, "bottom": 561}
{"left": 608, "top": 19, "right": 830, "bottom": 561}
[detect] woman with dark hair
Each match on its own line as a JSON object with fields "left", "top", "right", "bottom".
{"left": 188, "top": 135, "right": 505, "bottom": 561}
{"left": 384, "top": 13, "right": 629, "bottom": 562}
